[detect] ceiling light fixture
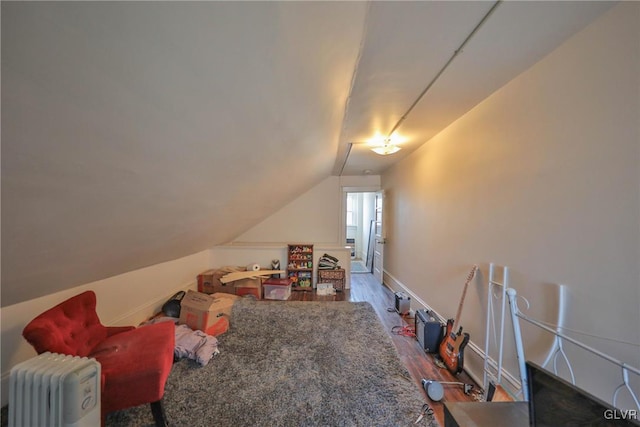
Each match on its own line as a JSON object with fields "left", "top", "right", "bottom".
{"left": 371, "top": 142, "right": 401, "bottom": 155}
{"left": 369, "top": 134, "right": 403, "bottom": 156}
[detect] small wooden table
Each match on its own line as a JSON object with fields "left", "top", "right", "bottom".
{"left": 317, "top": 268, "right": 345, "bottom": 292}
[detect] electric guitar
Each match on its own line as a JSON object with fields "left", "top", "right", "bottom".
{"left": 439, "top": 265, "right": 478, "bottom": 374}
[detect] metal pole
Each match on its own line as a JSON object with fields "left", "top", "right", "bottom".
{"left": 483, "top": 263, "right": 495, "bottom": 390}
{"left": 506, "top": 288, "right": 529, "bottom": 400}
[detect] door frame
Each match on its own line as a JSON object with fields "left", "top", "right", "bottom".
{"left": 372, "top": 190, "right": 385, "bottom": 284}
{"left": 340, "top": 186, "right": 382, "bottom": 274}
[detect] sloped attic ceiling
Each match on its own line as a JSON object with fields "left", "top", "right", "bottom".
{"left": 335, "top": 0, "right": 615, "bottom": 175}
{"left": 1, "top": 1, "right": 367, "bottom": 306}
{"left": 1, "top": 1, "right": 613, "bottom": 307}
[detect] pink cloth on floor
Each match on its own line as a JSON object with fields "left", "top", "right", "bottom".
{"left": 174, "top": 324, "right": 219, "bottom": 366}
{"left": 147, "top": 316, "right": 220, "bottom": 366}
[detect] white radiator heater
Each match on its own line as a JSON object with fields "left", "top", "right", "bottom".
{"left": 9, "top": 352, "right": 101, "bottom": 427}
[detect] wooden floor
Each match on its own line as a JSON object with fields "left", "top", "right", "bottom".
{"left": 290, "top": 272, "right": 479, "bottom": 427}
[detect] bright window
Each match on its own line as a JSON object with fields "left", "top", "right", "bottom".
{"left": 346, "top": 194, "right": 356, "bottom": 226}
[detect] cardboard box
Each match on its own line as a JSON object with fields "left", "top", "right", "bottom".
{"left": 179, "top": 291, "right": 237, "bottom": 332}
{"left": 210, "top": 292, "right": 239, "bottom": 314}
{"left": 234, "top": 277, "right": 262, "bottom": 300}
{"left": 197, "top": 269, "right": 237, "bottom": 295}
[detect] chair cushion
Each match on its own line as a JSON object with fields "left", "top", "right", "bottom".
{"left": 22, "top": 291, "right": 107, "bottom": 356}
{"left": 90, "top": 321, "right": 175, "bottom": 413}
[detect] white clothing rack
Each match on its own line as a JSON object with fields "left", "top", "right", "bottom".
{"left": 506, "top": 287, "right": 640, "bottom": 411}
{"left": 482, "top": 263, "right": 510, "bottom": 394}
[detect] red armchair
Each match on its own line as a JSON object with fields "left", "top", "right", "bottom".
{"left": 22, "top": 290, "right": 174, "bottom": 426}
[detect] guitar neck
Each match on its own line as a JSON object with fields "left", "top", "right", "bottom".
{"left": 452, "top": 291, "right": 467, "bottom": 332}
{"left": 451, "top": 265, "right": 478, "bottom": 332}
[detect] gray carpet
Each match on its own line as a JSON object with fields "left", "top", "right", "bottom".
{"left": 106, "top": 299, "right": 434, "bottom": 426}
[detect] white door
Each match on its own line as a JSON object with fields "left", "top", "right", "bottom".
{"left": 373, "top": 191, "right": 385, "bottom": 284}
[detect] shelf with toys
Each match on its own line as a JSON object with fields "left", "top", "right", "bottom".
{"left": 287, "top": 244, "right": 314, "bottom": 291}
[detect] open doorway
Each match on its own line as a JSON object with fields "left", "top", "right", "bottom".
{"left": 345, "top": 192, "right": 376, "bottom": 274}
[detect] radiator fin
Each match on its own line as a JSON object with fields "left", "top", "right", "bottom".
{"left": 9, "top": 352, "right": 101, "bottom": 427}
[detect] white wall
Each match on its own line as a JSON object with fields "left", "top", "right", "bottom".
{"left": 339, "top": 175, "right": 381, "bottom": 191}
{"left": 233, "top": 176, "right": 342, "bottom": 244}
{"left": 382, "top": 2, "right": 639, "bottom": 407}
{"left": 231, "top": 174, "right": 381, "bottom": 246}
{"left": 0, "top": 250, "right": 209, "bottom": 406}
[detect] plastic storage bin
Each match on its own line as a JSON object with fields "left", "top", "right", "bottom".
{"left": 262, "top": 278, "right": 293, "bottom": 300}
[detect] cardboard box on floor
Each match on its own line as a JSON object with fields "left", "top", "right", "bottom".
{"left": 234, "top": 277, "right": 262, "bottom": 299}
{"left": 197, "top": 268, "right": 262, "bottom": 298}
{"left": 197, "top": 269, "right": 236, "bottom": 295}
{"left": 179, "top": 290, "right": 238, "bottom": 332}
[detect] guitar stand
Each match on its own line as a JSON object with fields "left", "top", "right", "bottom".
{"left": 421, "top": 379, "right": 474, "bottom": 402}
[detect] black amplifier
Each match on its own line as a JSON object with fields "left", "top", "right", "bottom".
{"left": 415, "top": 309, "right": 444, "bottom": 353}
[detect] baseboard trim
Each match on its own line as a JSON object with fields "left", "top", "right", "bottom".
{"left": 109, "top": 281, "right": 197, "bottom": 326}
{"left": 383, "top": 270, "right": 443, "bottom": 321}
